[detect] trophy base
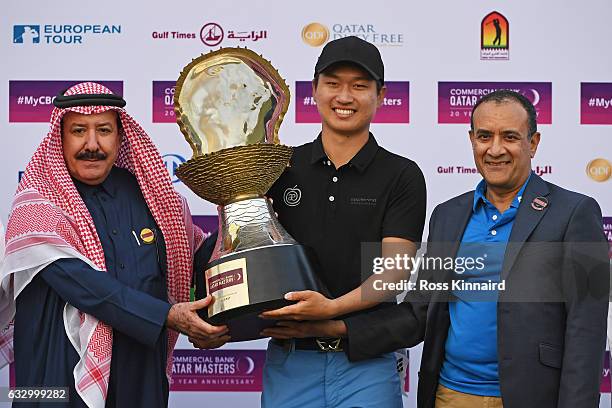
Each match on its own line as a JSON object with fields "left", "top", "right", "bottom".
{"left": 195, "top": 244, "right": 327, "bottom": 342}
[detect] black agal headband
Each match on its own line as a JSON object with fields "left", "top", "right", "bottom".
{"left": 52, "top": 88, "right": 126, "bottom": 109}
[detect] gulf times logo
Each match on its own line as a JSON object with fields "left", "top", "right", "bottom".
{"left": 12, "top": 24, "right": 121, "bottom": 45}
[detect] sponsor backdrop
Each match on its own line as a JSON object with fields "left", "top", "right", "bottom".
{"left": 1, "top": 0, "right": 611, "bottom": 406}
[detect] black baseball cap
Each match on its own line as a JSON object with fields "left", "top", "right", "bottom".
{"left": 314, "top": 36, "right": 384, "bottom": 84}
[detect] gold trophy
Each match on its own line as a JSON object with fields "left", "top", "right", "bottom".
{"left": 174, "top": 48, "right": 325, "bottom": 341}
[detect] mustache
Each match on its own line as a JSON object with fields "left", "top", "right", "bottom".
{"left": 76, "top": 150, "right": 107, "bottom": 160}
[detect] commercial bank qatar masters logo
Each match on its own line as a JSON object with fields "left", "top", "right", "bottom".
{"left": 438, "top": 82, "right": 551, "bottom": 124}
{"left": 171, "top": 349, "right": 265, "bottom": 391}
{"left": 480, "top": 11, "right": 509, "bottom": 60}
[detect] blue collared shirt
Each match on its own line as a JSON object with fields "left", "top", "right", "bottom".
{"left": 438, "top": 173, "right": 531, "bottom": 396}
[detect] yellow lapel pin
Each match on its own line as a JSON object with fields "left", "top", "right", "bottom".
{"left": 140, "top": 228, "right": 155, "bottom": 244}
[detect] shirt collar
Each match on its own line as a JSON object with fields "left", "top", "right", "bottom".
{"left": 73, "top": 166, "right": 119, "bottom": 199}
{"left": 310, "top": 133, "right": 327, "bottom": 164}
{"left": 472, "top": 171, "right": 533, "bottom": 212}
{"left": 310, "top": 132, "right": 380, "bottom": 173}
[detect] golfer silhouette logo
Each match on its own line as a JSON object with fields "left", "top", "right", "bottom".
{"left": 481, "top": 12, "right": 508, "bottom": 48}
{"left": 480, "top": 11, "right": 509, "bottom": 60}
{"left": 492, "top": 19, "right": 502, "bottom": 45}
{"left": 13, "top": 25, "right": 40, "bottom": 44}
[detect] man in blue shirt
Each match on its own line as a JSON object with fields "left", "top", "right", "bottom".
{"left": 0, "top": 82, "right": 226, "bottom": 407}
{"left": 438, "top": 175, "right": 529, "bottom": 399}
{"left": 327, "top": 90, "right": 609, "bottom": 407}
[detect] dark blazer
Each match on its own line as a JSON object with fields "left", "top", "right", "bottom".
{"left": 345, "top": 174, "right": 609, "bottom": 408}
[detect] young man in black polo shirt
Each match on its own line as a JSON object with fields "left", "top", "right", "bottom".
{"left": 259, "top": 36, "right": 426, "bottom": 407}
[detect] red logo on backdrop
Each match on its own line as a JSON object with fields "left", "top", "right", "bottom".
{"left": 200, "top": 23, "right": 224, "bottom": 46}
{"left": 208, "top": 268, "right": 244, "bottom": 293}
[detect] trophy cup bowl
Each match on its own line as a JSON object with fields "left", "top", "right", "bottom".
{"left": 174, "top": 48, "right": 326, "bottom": 341}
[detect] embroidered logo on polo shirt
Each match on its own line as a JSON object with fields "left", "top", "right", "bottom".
{"left": 350, "top": 197, "right": 377, "bottom": 206}
{"left": 283, "top": 185, "right": 301, "bottom": 207}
